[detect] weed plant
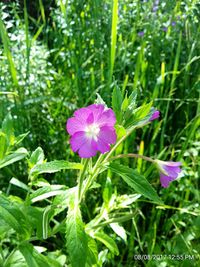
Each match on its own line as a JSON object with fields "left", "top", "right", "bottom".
{"left": 0, "top": 0, "right": 199, "bottom": 266}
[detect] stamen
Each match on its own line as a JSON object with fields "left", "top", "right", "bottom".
{"left": 85, "top": 123, "right": 100, "bottom": 141}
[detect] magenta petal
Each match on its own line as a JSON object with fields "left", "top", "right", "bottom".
{"left": 97, "top": 139, "right": 110, "bottom": 154}
{"left": 66, "top": 118, "right": 86, "bottom": 135}
{"left": 150, "top": 110, "right": 160, "bottom": 121}
{"left": 86, "top": 113, "right": 94, "bottom": 124}
{"left": 70, "top": 131, "right": 87, "bottom": 152}
{"left": 99, "top": 126, "right": 117, "bottom": 144}
{"left": 98, "top": 109, "right": 116, "bottom": 127}
{"left": 66, "top": 104, "right": 117, "bottom": 158}
{"left": 78, "top": 139, "right": 97, "bottom": 158}
{"left": 87, "top": 104, "right": 105, "bottom": 121}
{"left": 164, "top": 161, "right": 182, "bottom": 167}
{"left": 160, "top": 173, "right": 174, "bottom": 188}
{"left": 163, "top": 165, "right": 181, "bottom": 178}
{"left": 74, "top": 107, "right": 92, "bottom": 122}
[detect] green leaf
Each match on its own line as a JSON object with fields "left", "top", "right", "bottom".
{"left": 4, "top": 250, "right": 28, "bottom": 267}
{"left": 108, "top": 162, "right": 162, "bottom": 204}
{"left": 19, "top": 243, "right": 39, "bottom": 267}
{"left": 95, "top": 93, "right": 107, "bottom": 107}
{"left": 110, "top": 223, "right": 127, "bottom": 242}
{"left": 2, "top": 113, "right": 14, "bottom": 143}
{"left": 10, "top": 177, "right": 30, "bottom": 191}
{"left": 121, "top": 93, "right": 129, "bottom": 112}
{"left": 123, "top": 91, "right": 137, "bottom": 119}
{"left": 30, "top": 186, "right": 66, "bottom": 203}
{"left": 0, "top": 131, "right": 7, "bottom": 159}
{"left": 103, "top": 177, "right": 112, "bottom": 208}
{"left": 124, "top": 102, "right": 152, "bottom": 128}
{"left": 86, "top": 238, "right": 98, "bottom": 267}
{"left": 53, "top": 187, "right": 76, "bottom": 216}
{"left": 0, "top": 195, "right": 31, "bottom": 238}
{"left": 14, "top": 132, "right": 29, "bottom": 146}
{"left": 42, "top": 206, "right": 53, "bottom": 239}
{"left": 29, "top": 147, "right": 44, "bottom": 167}
{"left": 0, "top": 147, "right": 28, "bottom": 169}
{"left": 19, "top": 243, "right": 62, "bottom": 267}
{"left": 93, "top": 231, "right": 119, "bottom": 255}
{"left": 112, "top": 86, "right": 123, "bottom": 122}
{"left": 30, "top": 160, "right": 83, "bottom": 176}
{"left": 66, "top": 201, "right": 88, "bottom": 267}
{"left": 26, "top": 206, "right": 44, "bottom": 239}
{"left": 115, "top": 125, "right": 126, "bottom": 154}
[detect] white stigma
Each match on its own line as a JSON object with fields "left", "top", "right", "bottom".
{"left": 85, "top": 123, "right": 100, "bottom": 141}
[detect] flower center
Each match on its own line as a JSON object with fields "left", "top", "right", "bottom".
{"left": 85, "top": 123, "right": 100, "bottom": 141}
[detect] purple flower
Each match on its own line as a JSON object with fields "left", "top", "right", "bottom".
{"left": 66, "top": 104, "right": 117, "bottom": 158}
{"left": 162, "top": 26, "right": 168, "bottom": 32}
{"left": 149, "top": 109, "right": 160, "bottom": 121}
{"left": 138, "top": 31, "right": 145, "bottom": 37}
{"left": 155, "top": 160, "right": 182, "bottom": 187}
{"left": 171, "top": 21, "right": 176, "bottom": 27}
{"left": 152, "top": 5, "right": 158, "bottom": 12}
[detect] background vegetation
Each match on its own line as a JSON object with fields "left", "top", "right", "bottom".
{"left": 0, "top": 0, "right": 199, "bottom": 266}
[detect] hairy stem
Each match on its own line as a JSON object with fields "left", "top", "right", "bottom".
{"left": 78, "top": 158, "right": 90, "bottom": 202}
{"left": 109, "top": 153, "right": 155, "bottom": 163}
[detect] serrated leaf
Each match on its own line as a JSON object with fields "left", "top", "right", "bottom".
{"left": 0, "top": 195, "right": 31, "bottom": 238}
{"left": 123, "top": 91, "right": 137, "bottom": 119}
{"left": 0, "top": 147, "right": 28, "bottom": 169}
{"left": 112, "top": 86, "right": 123, "bottom": 122}
{"left": 53, "top": 187, "right": 76, "bottom": 216}
{"left": 4, "top": 250, "right": 27, "bottom": 267}
{"left": 66, "top": 203, "right": 88, "bottom": 267}
{"left": 121, "top": 93, "right": 129, "bottom": 112}
{"left": 19, "top": 243, "right": 62, "bottom": 267}
{"left": 86, "top": 238, "right": 98, "bottom": 266}
{"left": 30, "top": 160, "right": 83, "bottom": 176}
{"left": 30, "top": 186, "right": 66, "bottom": 203}
{"left": 108, "top": 162, "right": 162, "bottom": 204}
{"left": 93, "top": 231, "right": 119, "bottom": 255}
{"left": 124, "top": 102, "right": 152, "bottom": 128}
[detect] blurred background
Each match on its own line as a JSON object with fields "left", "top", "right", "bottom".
{"left": 0, "top": 0, "right": 199, "bottom": 266}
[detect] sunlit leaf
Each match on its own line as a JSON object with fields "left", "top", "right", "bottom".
{"left": 108, "top": 162, "right": 162, "bottom": 204}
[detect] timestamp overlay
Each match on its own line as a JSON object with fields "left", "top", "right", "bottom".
{"left": 133, "top": 254, "right": 200, "bottom": 261}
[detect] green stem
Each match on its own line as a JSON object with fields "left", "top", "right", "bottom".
{"left": 80, "top": 154, "right": 106, "bottom": 200}
{"left": 103, "top": 129, "right": 132, "bottom": 162}
{"left": 78, "top": 158, "right": 90, "bottom": 202}
{"left": 109, "top": 153, "right": 155, "bottom": 163}
{"left": 79, "top": 122, "right": 152, "bottom": 201}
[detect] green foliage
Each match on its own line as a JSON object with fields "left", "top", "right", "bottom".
{"left": 108, "top": 162, "right": 162, "bottom": 204}
{"left": 0, "top": 0, "right": 199, "bottom": 266}
{"left": 29, "top": 160, "right": 83, "bottom": 176}
{"left": 66, "top": 197, "right": 88, "bottom": 267}
{"left": 93, "top": 231, "right": 119, "bottom": 256}
{"left": 0, "top": 194, "right": 31, "bottom": 239}
{"left": 0, "top": 113, "right": 28, "bottom": 169}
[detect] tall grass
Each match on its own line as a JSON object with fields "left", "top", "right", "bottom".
{"left": 0, "top": 0, "right": 199, "bottom": 266}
